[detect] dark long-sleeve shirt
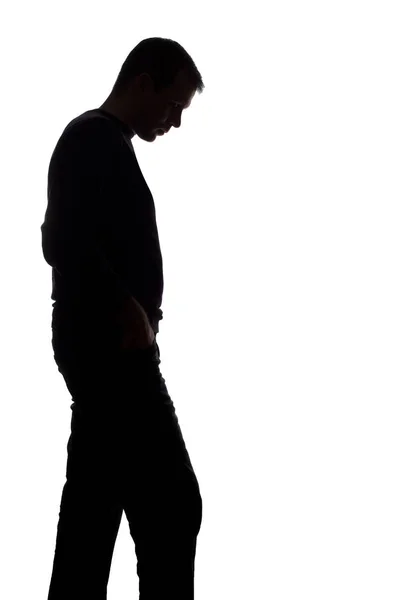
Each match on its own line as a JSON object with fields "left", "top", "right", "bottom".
{"left": 41, "top": 108, "right": 164, "bottom": 348}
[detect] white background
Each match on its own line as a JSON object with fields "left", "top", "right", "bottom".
{"left": 1, "top": 1, "right": 400, "bottom": 598}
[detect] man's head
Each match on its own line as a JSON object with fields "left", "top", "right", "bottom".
{"left": 99, "top": 37, "right": 204, "bottom": 142}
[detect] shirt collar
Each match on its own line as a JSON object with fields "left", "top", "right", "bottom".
{"left": 96, "top": 108, "right": 135, "bottom": 139}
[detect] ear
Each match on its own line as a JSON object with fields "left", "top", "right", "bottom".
{"left": 138, "top": 72, "right": 154, "bottom": 92}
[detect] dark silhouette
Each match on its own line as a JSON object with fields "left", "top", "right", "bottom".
{"left": 41, "top": 37, "right": 205, "bottom": 599}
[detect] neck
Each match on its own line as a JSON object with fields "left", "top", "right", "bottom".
{"left": 99, "top": 96, "right": 135, "bottom": 137}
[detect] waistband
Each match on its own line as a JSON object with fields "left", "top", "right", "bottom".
{"left": 52, "top": 300, "right": 162, "bottom": 332}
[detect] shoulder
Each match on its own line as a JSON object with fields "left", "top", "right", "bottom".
{"left": 51, "top": 111, "right": 125, "bottom": 167}
{"left": 62, "top": 111, "right": 123, "bottom": 148}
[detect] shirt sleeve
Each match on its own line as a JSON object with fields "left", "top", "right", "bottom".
{"left": 41, "top": 119, "right": 133, "bottom": 312}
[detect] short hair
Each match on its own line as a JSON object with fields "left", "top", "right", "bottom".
{"left": 111, "top": 37, "right": 205, "bottom": 97}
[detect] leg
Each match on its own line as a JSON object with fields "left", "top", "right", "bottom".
{"left": 116, "top": 376, "right": 203, "bottom": 600}
{"left": 47, "top": 405, "right": 124, "bottom": 600}
{"left": 47, "top": 331, "right": 158, "bottom": 600}
{"left": 124, "top": 461, "right": 203, "bottom": 600}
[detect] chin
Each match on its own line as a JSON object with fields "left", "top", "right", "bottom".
{"left": 137, "top": 129, "right": 159, "bottom": 142}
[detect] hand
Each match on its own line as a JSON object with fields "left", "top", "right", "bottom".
{"left": 121, "top": 327, "right": 154, "bottom": 350}
{"left": 117, "top": 296, "right": 155, "bottom": 350}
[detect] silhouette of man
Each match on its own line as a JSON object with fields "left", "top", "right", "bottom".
{"left": 41, "top": 37, "right": 204, "bottom": 600}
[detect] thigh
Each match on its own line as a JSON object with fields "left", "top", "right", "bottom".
{"left": 52, "top": 327, "right": 160, "bottom": 413}
{"left": 113, "top": 374, "right": 203, "bottom": 541}
{"left": 54, "top": 331, "right": 202, "bottom": 530}
{"left": 65, "top": 402, "right": 124, "bottom": 490}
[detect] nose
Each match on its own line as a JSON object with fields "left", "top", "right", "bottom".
{"left": 169, "top": 115, "right": 182, "bottom": 130}
{"left": 163, "top": 114, "right": 181, "bottom": 133}
{"left": 165, "top": 123, "right": 178, "bottom": 133}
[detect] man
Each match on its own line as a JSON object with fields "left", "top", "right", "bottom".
{"left": 41, "top": 37, "right": 204, "bottom": 599}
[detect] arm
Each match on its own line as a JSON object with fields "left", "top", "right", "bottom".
{"left": 42, "top": 121, "right": 131, "bottom": 308}
{"left": 41, "top": 121, "right": 153, "bottom": 345}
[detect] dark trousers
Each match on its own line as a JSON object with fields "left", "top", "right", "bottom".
{"left": 47, "top": 329, "right": 203, "bottom": 600}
